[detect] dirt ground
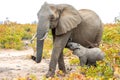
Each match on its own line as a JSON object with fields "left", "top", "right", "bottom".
{"left": 0, "top": 47, "right": 77, "bottom": 80}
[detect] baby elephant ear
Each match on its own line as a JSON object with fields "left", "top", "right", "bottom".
{"left": 56, "top": 5, "right": 82, "bottom": 35}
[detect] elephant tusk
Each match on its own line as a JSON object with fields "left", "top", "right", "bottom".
{"left": 30, "top": 33, "right": 37, "bottom": 43}
{"left": 39, "top": 32, "right": 48, "bottom": 40}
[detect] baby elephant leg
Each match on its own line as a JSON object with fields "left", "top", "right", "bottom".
{"left": 79, "top": 57, "right": 87, "bottom": 67}
{"left": 87, "top": 61, "right": 97, "bottom": 66}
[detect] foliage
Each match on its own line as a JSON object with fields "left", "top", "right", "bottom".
{"left": 42, "top": 38, "right": 52, "bottom": 59}
{"left": 102, "top": 23, "right": 120, "bottom": 44}
{"left": 12, "top": 74, "right": 37, "bottom": 80}
{"left": 0, "top": 23, "right": 36, "bottom": 50}
{"left": 63, "top": 48, "right": 73, "bottom": 57}
{"left": 69, "top": 56, "right": 80, "bottom": 65}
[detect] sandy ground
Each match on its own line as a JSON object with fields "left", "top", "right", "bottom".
{"left": 0, "top": 48, "right": 50, "bottom": 79}
{"left": 0, "top": 48, "right": 76, "bottom": 80}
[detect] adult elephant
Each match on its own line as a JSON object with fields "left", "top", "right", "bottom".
{"left": 32, "top": 2, "right": 103, "bottom": 77}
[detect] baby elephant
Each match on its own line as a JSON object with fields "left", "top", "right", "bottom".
{"left": 67, "top": 42, "right": 104, "bottom": 66}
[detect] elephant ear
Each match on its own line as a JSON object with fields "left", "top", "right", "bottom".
{"left": 56, "top": 4, "right": 82, "bottom": 35}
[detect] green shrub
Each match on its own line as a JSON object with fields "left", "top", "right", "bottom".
{"left": 0, "top": 23, "right": 36, "bottom": 49}
{"left": 102, "top": 25, "right": 120, "bottom": 44}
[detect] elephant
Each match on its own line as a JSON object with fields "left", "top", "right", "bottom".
{"left": 67, "top": 42, "right": 104, "bottom": 66}
{"left": 31, "top": 2, "right": 103, "bottom": 77}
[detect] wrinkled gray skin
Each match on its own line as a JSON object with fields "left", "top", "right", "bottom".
{"left": 67, "top": 42, "right": 104, "bottom": 66}
{"left": 32, "top": 2, "right": 103, "bottom": 77}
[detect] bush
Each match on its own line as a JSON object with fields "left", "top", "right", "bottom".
{"left": 0, "top": 23, "right": 36, "bottom": 50}
{"left": 102, "top": 24, "right": 120, "bottom": 44}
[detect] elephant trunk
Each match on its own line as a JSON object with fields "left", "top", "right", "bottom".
{"left": 36, "top": 39, "right": 44, "bottom": 63}
{"left": 34, "top": 15, "right": 50, "bottom": 63}
{"left": 35, "top": 31, "right": 46, "bottom": 63}
{"left": 35, "top": 26, "right": 49, "bottom": 63}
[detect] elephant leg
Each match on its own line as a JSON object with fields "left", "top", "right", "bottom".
{"left": 46, "top": 32, "right": 71, "bottom": 78}
{"left": 58, "top": 51, "right": 66, "bottom": 73}
{"left": 79, "top": 57, "right": 87, "bottom": 67}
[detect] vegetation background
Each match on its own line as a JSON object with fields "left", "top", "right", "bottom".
{"left": 0, "top": 22, "right": 120, "bottom": 80}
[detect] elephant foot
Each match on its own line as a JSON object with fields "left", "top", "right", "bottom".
{"left": 60, "top": 69, "right": 67, "bottom": 74}
{"left": 46, "top": 71, "right": 55, "bottom": 78}
{"left": 59, "top": 67, "right": 67, "bottom": 74}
